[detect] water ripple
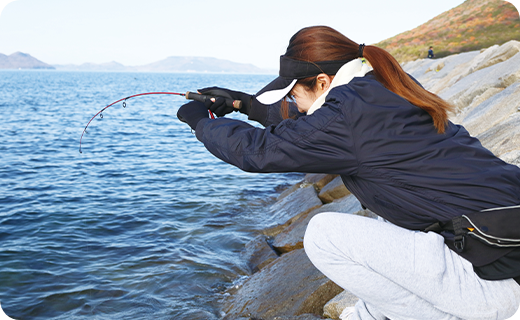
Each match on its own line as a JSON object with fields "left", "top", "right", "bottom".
{"left": 0, "top": 70, "right": 303, "bottom": 320}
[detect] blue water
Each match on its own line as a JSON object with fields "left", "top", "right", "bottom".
{"left": 0, "top": 70, "right": 302, "bottom": 319}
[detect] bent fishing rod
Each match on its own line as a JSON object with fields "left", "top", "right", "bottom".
{"left": 79, "top": 91, "right": 242, "bottom": 153}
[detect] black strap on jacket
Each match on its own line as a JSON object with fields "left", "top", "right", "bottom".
{"left": 452, "top": 216, "right": 466, "bottom": 252}
{"left": 424, "top": 218, "right": 465, "bottom": 252}
{"left": 424, "top": 206, "right": 520, "bottom": 281}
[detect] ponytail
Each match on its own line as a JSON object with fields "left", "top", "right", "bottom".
{"left": 363, "top": 45, "right": 453, "bottom": 133}
{"left": 281, "top": 26, "right": 453, "bottom": 134}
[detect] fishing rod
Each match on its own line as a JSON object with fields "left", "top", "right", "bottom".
{"left": 79, "top": 91, "right": 242, "bottom": 153}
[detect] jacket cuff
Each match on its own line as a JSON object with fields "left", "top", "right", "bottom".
{"left": 195, "top": 118, "right": 211, "bottom": 141}
{"left": 248, "top": 97, "right": 269, "bottom": 126}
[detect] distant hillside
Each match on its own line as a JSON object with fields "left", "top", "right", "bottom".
{"left": 0, "top": 52, "right": 55, "bottom": 69}
{"left": 53, "top": 61, "right": 128, "bottom": 72}
{"left": 375, "top": 0, "right": 520, "bottom": 63}
{"left": 133, "top": 56, "right": 274, "bottom": 74}
{"left": 54, "top": 56, "right": 275, "bottom": 74}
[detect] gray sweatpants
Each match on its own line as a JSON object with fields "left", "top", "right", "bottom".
{"left": 303, "top": 212, "right": 520, "bottom": 320}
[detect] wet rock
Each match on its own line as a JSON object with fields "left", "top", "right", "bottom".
{"left": 323, "top": 290, "right": 360, "bottom": 320}
{"left": 238, "top": 314, "right": 324, "bottom": 320}
{"left": 241, "top": 235, "right": 279, "bottom": 274}
{"left": 272, "top": 195, "right": 363, "bottom": 254}
{"left": 262, "top": 185, "right": 322, "bottom": 237}
{"left": 221, "top": 249, "right": 343, "bottom": 320}
{"left": 318, "top": 176, "right": 351, "bottom": 204}
{"left": 277, "top": 182, "right": 304, "bottom": 201}
{"left": 271, "top": 314, "right": 325, "bottom": 319}
{"left": 303, "top": 173, "right": 339, "bottom": 192}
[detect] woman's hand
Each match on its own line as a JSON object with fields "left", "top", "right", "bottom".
{"left": 177, "top": 101, "right": 210, "bottom": 130}
{"left": 198, "top": 87, "right": 252, "bottom": 117}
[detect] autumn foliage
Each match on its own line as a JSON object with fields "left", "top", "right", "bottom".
{"left": 375, "top": 0, "right": 520, "bottom": 63}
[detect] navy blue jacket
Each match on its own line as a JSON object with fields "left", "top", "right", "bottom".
{"left": 194, "top": 73, "right": 520, "bottom": 266}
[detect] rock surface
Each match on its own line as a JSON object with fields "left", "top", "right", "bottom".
{"left": 323, "top": 290, "right": 359, "bottom": 319}
{"left": 317, "top": 176, "right": 351, "bottom": 204}
{"left": 262, "top": 185, "right": 323, "bottom": 237}
{"left": 271, "top": 195, "right": 363, "bottom": 254}
{"left": 303, "top": 174, "right": 338, "bottom": 192}
{"left": 221, "top": 249, "right": 343, "bottom": 320}
{"left": 240, "top": 235, "right": 279, "bottom": 274}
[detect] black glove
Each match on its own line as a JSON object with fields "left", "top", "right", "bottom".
{"left": 177, "top": 101, "right": 210, "bottom": 130}
{"left": 198, "top": 87, "right": 253, "bottom": 117}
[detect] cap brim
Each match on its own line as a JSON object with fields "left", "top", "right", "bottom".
{"left": 255, "top": 77, "right": 297, "bottom": 105}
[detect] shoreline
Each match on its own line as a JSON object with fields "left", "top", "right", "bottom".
{"left": 220, "top": 173, "right": 368, "bottom": 320}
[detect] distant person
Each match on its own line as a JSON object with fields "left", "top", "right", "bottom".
{"left": 177, "top": 26, "right": 520, "bottom": 320}
{"left": 428, "top": 46, "right": 435, "bottom": 58}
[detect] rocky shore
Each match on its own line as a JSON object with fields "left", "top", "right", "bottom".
{"left": 218, "top": 40, "right": 520, "bottom": 320}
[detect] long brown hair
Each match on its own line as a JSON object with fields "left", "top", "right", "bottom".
{"left": 281, "top": 26, "right": 453, "bottom": 134}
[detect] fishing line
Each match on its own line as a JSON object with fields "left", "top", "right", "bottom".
{"left": 79, "top": 91, "right": 242, "bottom": 153}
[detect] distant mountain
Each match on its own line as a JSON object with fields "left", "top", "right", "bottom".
{"left": 0, "top": 52, "right": 275, "bottom": 74}
{"left": 0, "top": 52, "right": 55, "bottom": 69}
{"left": 134, "top": 56, "right": 274, "bottom": 74}
{"left": 53, "top": 56, "right": 275, "bottom": 74}
{"left": 375, "top": 0, "right": 520, "bottom": 63}
{"left": 53, "top": 61, "right": 128, "bottom": 72}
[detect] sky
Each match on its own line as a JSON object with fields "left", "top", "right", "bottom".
{"left": 0, "top": 0, "right": 517, "bottom": 70}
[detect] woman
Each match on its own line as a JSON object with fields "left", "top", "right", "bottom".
{"left": 177, "top": 26, "right": 520, "bottom": 320}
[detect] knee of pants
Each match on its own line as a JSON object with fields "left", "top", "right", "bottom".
{"left": 303, "top": 212, "right": 337, "bottom": 262}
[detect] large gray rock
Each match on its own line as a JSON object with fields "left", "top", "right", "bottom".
{"left": 277, "top": 182, "right": 304, "bottom": 201}
{"left": 464, "top": 41, "right": 520, "bottom": 76}
{"left": 221, "top": 249, "right": 343, "bottom": 320}
{"left": 405, "top": 42, "right": 520, "bottom": 96}
{"left": 438, "top": 51, "right": 520, "bottom": 112}
{"left": 270, "top": 315, "right": 324, "bottom": 320}
{"left": 241, "top": 235, "right": 279, "bottom": 274}
{"left": 318, "top": 176, "right": 351, "bottom": 204}
{"left": 210, "top": 315, "right": 323, "bottom": 320}
{"left": 272, "top": 195, "right": 363, "bottom": 253}
{"left": 402, "top": 41, "right": 520, "bottom": 119}
{"left": 304, "top": 173, "right": 339, "bottom": 192}
{"left": 433, "top": 44, "right": 504, "bottom": 94}
{"left": 262, "top": 185, "right": 323, "bottom": 237}
{"left": 454, "top": 82, "right": 520, "bottom": 136}
{"left": 476, "top": 113, "right": 520, "bottom": 159}
{"left": 404, "top": 51, "right": 480, "bottom": 91}
{"left": 500, "top": 150, "right": 520, "bottom": 167}
{"left": 323, "top": 290, "right": 360, "bottom": 320}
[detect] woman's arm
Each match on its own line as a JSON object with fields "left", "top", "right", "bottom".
{"left": 194, "top": 101, "right": 357, "bottom": 175}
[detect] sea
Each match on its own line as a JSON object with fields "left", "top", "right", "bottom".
{"left": 0, "top": 70, "right": 304, "bottom": 320}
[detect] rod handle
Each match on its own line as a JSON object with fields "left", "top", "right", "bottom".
{"left": 185, "top": 91, "right": 242, "bottom": 110}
